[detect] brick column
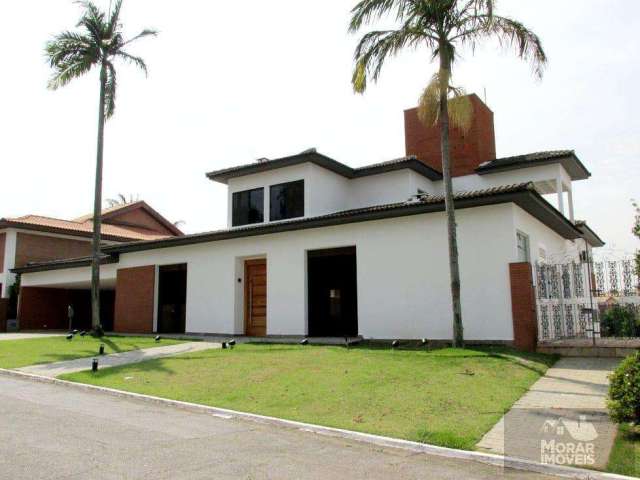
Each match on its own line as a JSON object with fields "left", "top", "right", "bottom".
{"left": 509, "top": 262, "right": 538, "bottom": 352}
{"left": 114, "top": 266, "right": 155, "bottom": 333}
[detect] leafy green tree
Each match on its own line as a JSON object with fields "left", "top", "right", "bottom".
{"left": 633, "top": 200, "right": 639, "bottom": 278}
{"left": 608, "top": 352, "right": 640, "bottom": 426}
{"left": 45, "top": 1, "right": 156, "bottom": 332}
{"left": 349, "top": 0, "right": 546, "bottom": 347}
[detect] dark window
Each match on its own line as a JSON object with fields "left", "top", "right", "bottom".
{"left": 270, "top": 180, "right": 304, "bottom": 221}
{"left": 232, "top": 188, "right": 264, "bottom": 226}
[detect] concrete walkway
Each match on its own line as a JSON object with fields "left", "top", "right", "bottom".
{"left": 0, "top": 375, "right": 559, "bottom": 480}
{"left": 0, "top": 332, "right": 64, "bottom": 341}
{"left": 17, "top": 341, "right": 219, "bottom": 378}
{"left": 477, "top": 357, "right": 620, "bottom": 470}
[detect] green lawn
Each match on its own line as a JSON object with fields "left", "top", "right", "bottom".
{"left": 607, "top": 423, "right": 640, "bottom": 477}
{"left": 61, "top": 343, "right": 555, "bottom": 450}
{"left": 0, "top": 335, "right": 184, "bottom": 369}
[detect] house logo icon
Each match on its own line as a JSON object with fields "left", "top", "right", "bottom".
{"left": 540, "top": 415, "right": 599, "bottom": 442}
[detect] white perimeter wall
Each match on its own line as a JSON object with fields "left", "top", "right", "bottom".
{"left": 21, "top": 203, "right": 568, "bottom": 341}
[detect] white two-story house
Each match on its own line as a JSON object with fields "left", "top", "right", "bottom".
{"left": 13, "top": 95, "right": 603, "bottom": 349}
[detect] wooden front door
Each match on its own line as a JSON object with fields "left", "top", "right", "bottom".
{"left": 245, "top": 259, "right": 267, "bottom": 336}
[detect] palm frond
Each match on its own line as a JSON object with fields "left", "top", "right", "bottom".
{"left": 45, "top": 31, "right": 96, "bottom": 67}
{"left": 352, "top": 26, "right": 432, "bottom": 92}
{"left": 47, "top": 54, "right": 96, "bottom": 90}
{"left": 485, "top": 15, "right": 547, "bottom": 79}
{"left": 115, "top": 50, "right": 148, "bottom": 75}
{"left": 349, "top": 0, "right": 412, "bottom": 32}
{"left": 106, "top": 0, "right": 124, "bottom": 37}
{"left": 417, "top": 73, "right": 473, "bottom": 132}
{"left": 122, "top": 29, "right": 159, "bottom": 48}
{"left": 104, "top": 61, "right": 117, "bottom": 118}
{"left": 76, "top": 1, "right": 107, "bottom": 47}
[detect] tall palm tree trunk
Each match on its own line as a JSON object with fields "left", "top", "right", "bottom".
{"left": 438, "top": 49, "right": 464, "bottom": 348}
{"left": 91, "top": 62, "right": 107, "bottom": 332}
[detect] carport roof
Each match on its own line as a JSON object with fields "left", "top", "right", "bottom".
{"left": 13, "top": 182, "right": 584, "bottom": 274}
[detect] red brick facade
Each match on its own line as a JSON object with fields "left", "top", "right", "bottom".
{"left": 404, "top": 94, "right": 496, "bottom": 177}
{"left": 509, "top": 262, "right": 538, "bottom": 352}
{"left": 105, "top": 208, "right": 176, "bottom": 236}
{"left": 114, "top": 266, "right": 155, "bottom": 333}
{"left": 0, "top": 233, "right": 5, "bottom": 273}
{"left": 18, "top": 287, "right": 71, "bottom": 330}
{"left": 14, "top": 233, "right": 92, "bottom": 268}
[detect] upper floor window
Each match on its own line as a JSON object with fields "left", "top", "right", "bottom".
{"left": 517, "top": 231, "right": 531, "bottom": 263}
{"left": 232, "top": 188, "right": 264, "bottom": 227}
{"left": 270, "top": 180, "right": 304, "bottom": 221}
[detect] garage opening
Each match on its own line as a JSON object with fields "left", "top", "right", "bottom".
{"left": 157, "top": 264, "right": 187, "bottom": 334}
{"left": 18, "top": 286, "right": 115, "bottom": 332}
{"left": 307, "top": 247, "right": 358, "bottom": 337}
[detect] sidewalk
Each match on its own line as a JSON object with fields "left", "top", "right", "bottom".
{"left": 0, "top": 333, "right": 64, "bottom": 341}
{"left": 16, "top": 341, "right": 219, "bottom": 377}
{"left": 477, "top": 357, "right": 620, "bottom": 470}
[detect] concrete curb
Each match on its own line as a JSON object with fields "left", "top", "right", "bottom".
{"left": 0, "top": 368, "right": 632, "bottom": 480}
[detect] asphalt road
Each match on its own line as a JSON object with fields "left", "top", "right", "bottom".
{"left": 0, "top": 375, "right": 560, "bottom": 480}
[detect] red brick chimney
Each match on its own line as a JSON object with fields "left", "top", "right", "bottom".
{"left": 404, "top": 93, "right": 496, "bottom": 177}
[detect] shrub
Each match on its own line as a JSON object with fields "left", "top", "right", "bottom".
{"left": 608, "top": 352, "right": 640, "bottom": 425}
{"left": 600, "top": 305, "right": 640, "bottom": 338}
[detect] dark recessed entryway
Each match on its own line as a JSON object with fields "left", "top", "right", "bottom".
{"left": 307, "top": 247, "right": 358, "bottom": 337}
{"left": 157, "top": 264, "right": 187, "bottom": 334}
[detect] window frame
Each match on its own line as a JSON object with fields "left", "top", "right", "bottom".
{"left": 516, "top": 230, "right": 531, "bottom": 263}
{"left": 269, "top": 179, "right": 305, "bottom": 222}
{"left": 231, "top": 187, "right": 264, "bottom": 227}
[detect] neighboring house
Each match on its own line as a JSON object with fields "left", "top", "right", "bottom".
{"left": 12, "top": 95, "right": 604, "bottom": 349}
{"left": 0, "top": 201, "right": 182, "bottom": 330}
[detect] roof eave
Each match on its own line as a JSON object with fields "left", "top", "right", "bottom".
{"left": 575, "top": 222, "right": 606, "bottom": 248}
{"left": 476, "top": 153, "right": 591, "bottom": 181}
{"left": 11, "top": 253, "right": 120, "bottom": 274}
{"left": 0, "top": 220, "right": 145, "bottom": 243}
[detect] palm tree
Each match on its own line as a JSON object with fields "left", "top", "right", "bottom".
{"left": 46, "top": 0, "right": 157, "bottom": 333}
{"left": 349, "top": 0, "right": 546, "bottom": 347}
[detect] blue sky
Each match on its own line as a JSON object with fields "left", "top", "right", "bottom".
{"left": 1, "top": 0, "right": 638, "bottom": 255}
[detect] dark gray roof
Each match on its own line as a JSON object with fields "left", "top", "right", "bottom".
{"left": 476, "top": 150, "right": 591, "bottom": 180}
{"left": 12, "top": 182, "right": 583, "bottom": 274}
{"left": 574, "top": 220, "right": 605, "bottom": 247}
{"left": 206, "top": 150, "right": 443, "bottom": 183}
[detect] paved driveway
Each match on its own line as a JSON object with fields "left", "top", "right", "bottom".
{"left": 0, "top": 376, "right": 559, "bottom": 480}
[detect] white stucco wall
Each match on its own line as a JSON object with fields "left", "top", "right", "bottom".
{"left": 226, "top": 161, "right": 443, "bottom": 226}
{"left": 21, "top": 203, "right": 526, "bottom": 341}
{"left": 1, "top": 229, "right": 17, "bottom": 298}
{"left": 512, "top": 204, "right": 575, "bottom": 263}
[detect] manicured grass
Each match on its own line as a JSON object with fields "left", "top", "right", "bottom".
{"left": 0, "top": 335, "right": 184, "bottom": 369}
{"left": 61, "top": 343, "right": 555, "bottom": 450}
{"left": 607, "top": 423, "right": 640, "bottom": 477}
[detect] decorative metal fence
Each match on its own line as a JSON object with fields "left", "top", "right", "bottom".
{"left": 534, "top": 257, "right": 639, "bottom": 342}
{"left": 592, "top": 258, "right": 639, "bottom": 298}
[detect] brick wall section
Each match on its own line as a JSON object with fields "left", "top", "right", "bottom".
{"left": 18, "top": 287, "right": 71, "bottom": 330}
{"left": 404, "top": 94, "right": 496, "bottom": 177}
{"left": 114, "top": 266, "right": 155, "bottom": 333}
{"left": 106, "top": 208, "right": 175, "bottom": 236}
{"left": 0, "top": 233, "right": 6, "bottom": 273}
{"left": 509, "top": 262, "right": 538, "bottom": 352}
{"left": 14, "top": 233, "right": 92, "bottom": 268}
